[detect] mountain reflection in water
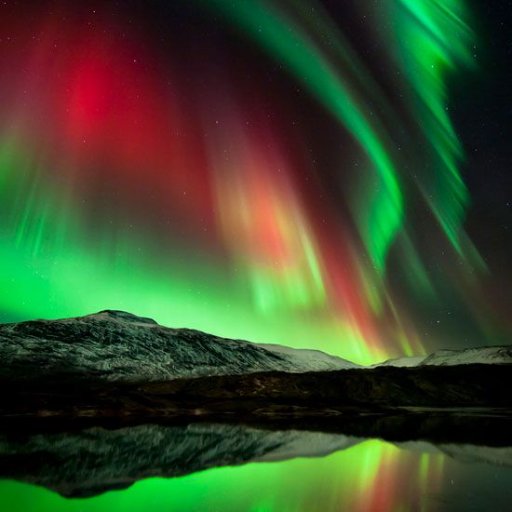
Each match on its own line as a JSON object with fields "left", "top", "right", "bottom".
{"left": 0, "top": 415, "right": 512, "bottom": 512}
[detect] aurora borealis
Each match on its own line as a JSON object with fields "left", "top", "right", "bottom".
{"left": 1, "top": 2, "right": 512, "bottom": 511}
{"left": 0, "top": 0, "right": 510, "bottom": 363}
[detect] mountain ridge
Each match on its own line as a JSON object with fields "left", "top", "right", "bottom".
{"left": 0, "top": 310, "right": 357, "bottom": 384}
{"left": 2, "top": 310, "right": 511, "bottom": 381}
{"left": 375, "top": 345, "right": 512, "bottom": 368}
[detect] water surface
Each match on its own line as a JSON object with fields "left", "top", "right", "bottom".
{"left": 1, "top": 421, "right": 511, "bottom": 512}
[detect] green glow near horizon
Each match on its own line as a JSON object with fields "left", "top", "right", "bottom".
{"left": 0, "top": 133, "right": 380, "bottom": 364}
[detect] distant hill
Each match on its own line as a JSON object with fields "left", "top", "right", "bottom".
{"left": 376, "top": 346, "right": 512, "bottom": 367}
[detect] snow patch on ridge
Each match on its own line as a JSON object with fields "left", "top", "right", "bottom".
{"left": 376, "top": 346, "right": 512, "bottom": 368}
{"left": 256, "top": 343, "right": 359, "bottom": 371}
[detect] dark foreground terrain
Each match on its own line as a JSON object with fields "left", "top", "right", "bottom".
{"left": 2, "top": 363, "right": 512, "bottom": 419}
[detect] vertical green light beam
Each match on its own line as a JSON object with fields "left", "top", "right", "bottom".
{"left": 391, "top": 0, "right": 474, "bottom": 251}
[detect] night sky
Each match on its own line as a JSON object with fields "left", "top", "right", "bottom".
{"left": 0, "top": 0, "right": 510, "bottom": 364}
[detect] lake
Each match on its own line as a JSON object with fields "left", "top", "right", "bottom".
{"left": 0, "top": 420, "right": 511, "bottom": 511}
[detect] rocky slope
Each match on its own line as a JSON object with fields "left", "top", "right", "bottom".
{"left": 0, "top": 310, "right": 356, "bottom": 383}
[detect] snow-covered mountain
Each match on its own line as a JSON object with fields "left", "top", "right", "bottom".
{"left": 255, "top": 343, "right": 350, "bottom": 371}
{"left": 376, "top": 346, "right": 512, "bottom": 368}
{"left": 375, "top": 355, "right": 426, "bottom": 368}
{"left": 2, "top": 309, "right": 511, "bottom": 390}
{"left": 0, "top": 310, "right": 356, "bottom": 383}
